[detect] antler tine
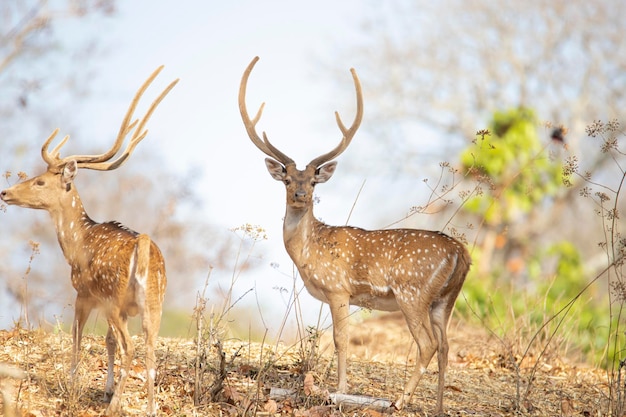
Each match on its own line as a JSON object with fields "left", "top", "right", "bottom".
{"left": 76, "top": 69, "right": 179, "bottom": 171}
{"left": 239, "top": 56, "right": 294, "bottom": 166}
{"left": 308, "top": 67, "right": 363, "bottom": 168}
{"left": 41, "top": 128, "right": 71, "bottom": 171}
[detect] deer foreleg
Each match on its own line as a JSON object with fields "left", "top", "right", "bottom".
{"left": 71, "top": 296, "right": 92, "bottom": 376}
{"left": 327, "top": 294, "right": 350, "bottom": 393}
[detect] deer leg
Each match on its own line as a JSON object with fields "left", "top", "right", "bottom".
{"left": 429, "top": 302, "right": 450, "bottom": 416}
{"left": 104, "top": 326, "right": 116, "bottom": 402}
{"left": 327, "top": 294, "right": 351, "bottom": 393}
{"left": 136, "top": 234, "right": 162, "bottom": 416}
{"left": 71, "top": 296, "right": 92, "bottom": 376}
{"left": 105, "top": 315, "right": 134, "bottom": 416}
{"left": 142, "top": 307, "right": 161, "bottom": 416}
{"left": 394, "top": 305, "right": 438, "bottom": 411}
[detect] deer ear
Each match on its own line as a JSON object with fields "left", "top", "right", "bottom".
{"left": 315, "top": 161, "right": 337, "bottom": 183}
{"left": 265, "top": 158, "right": 286, "bottom": 181}
{"left": 62, "top": 160, "right": 78, "bottom": 185}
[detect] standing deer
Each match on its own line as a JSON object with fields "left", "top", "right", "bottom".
{"left": 239, "top": 56, "right": 471, "bottom": 414}
{"left": 0, "top": 67, "right": 177, "bottom": 416}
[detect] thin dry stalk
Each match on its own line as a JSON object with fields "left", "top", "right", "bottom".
{"left": 18, "top": 240, "right": 40, "bottom": 330}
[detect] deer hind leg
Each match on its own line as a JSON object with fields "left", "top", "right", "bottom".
{"left": 393, "top": 304, "right": 438, "bottom": 411}
{"left": 105, "top": 314, "right": 134, "bottom": 416}
{"left": 430, "top": 300, "right": 452, "bottom": 416}
{"left": 104, "top": 326, "right": 116, "bottom": 402}
{"left": 143, "top": 309, "right": 160, "bottom": 416}
{"left": 136, "top": 234, "right": 162, "bottom": 416}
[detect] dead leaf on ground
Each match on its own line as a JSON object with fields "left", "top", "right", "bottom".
{"left": 304, "top": 405, "right": 333, "bottom": 417}
{"left": 264, "top": 399, "right": 278, "bottom": 413}
{"left": 223, "top": 385, "right": 242, "bottom": 404}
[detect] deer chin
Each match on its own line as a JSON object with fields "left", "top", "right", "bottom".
{"left": 8, "top": 201, "right": 34, "bottom": 209}
{"left": 288, "top": 198, "right": 309, "bottom": 209}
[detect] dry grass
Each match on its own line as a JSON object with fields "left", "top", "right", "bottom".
{"left": 0, "top": 313, "right": 609, "bottom": 416}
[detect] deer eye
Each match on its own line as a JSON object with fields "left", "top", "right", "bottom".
{"left": 284, "top": 178, "right": 291, "bottom": 186}
{"left": 35, "top": 179, "right": 45, "bottom": 186}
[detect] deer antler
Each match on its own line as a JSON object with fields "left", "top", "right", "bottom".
{"left": 238, "top": 56, "right": 295, "bottom": 166}
{"left": 42, "top": 66, "right": 179, "bottom": 172}
{"left": 239, "top": 56, "right": 363, "bottom": 168}
{"left": 307, "top": 67, "right": 363, "bottom": 169}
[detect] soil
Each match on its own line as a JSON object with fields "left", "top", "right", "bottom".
{"left": 0, "top": 312, "right": 610, "bottom": 416}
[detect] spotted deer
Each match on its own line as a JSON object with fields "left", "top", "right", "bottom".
{"left": 239, "top": 56, "right": 471, "bottom": 414}
{"left": 0, "top": 67, "right": 177, "bottom": 416}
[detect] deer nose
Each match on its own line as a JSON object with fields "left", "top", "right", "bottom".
{"left": 295, "top": 190, "right": 307, "bottom": 199}
{"left": 0, "top": 190, "right": 7, "bottom": 201}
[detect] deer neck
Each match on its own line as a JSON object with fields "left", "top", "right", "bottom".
{"left": 48, "top": 187, "right": 95, "bottom": 262}
{"left": 282, "top": 205, "right": 322, "bottom": 261}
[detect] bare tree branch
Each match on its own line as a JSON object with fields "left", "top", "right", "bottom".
{"left": 345, "top": 0, "right": 625, "bottom": 159}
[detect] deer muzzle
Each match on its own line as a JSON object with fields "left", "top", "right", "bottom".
{"left": 1, "top": 189, "right": 11, "bottom": 202}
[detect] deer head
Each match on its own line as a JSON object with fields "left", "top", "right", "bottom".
{"left": 2, "top": 66, "right": 177, "bottom": 214}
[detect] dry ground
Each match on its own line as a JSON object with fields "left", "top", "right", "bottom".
{"left": 0, "top": 313, "right": 610, "bottom": 416}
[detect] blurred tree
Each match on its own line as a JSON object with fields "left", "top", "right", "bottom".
{"left": 340, "top": 0, "right": 625, "bottom": 173}
{"left": 460, "top": 108, "right": 562, "bottom": 276}
{"left": 1, "top": 1, "right": 115, "bottom": 143}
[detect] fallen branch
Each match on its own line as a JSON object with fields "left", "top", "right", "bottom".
{"left": 329, "top": 392, "right": 393, "bottom": 410}
{"left": 269, "top": 387, "right": 392, "bottom": 411}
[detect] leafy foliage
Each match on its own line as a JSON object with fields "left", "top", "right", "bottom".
{"left": 460, "top": 108, "right": 562, "bottom": 224}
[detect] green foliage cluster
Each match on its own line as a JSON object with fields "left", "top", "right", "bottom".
{"left": 455, "top": 108, "right": 611, "bottom": 365}
{"left": 460, "top": 108, "right": 562, "bottom": 224}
